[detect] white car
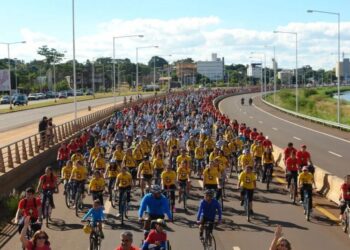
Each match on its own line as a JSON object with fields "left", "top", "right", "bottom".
{"left": 28, "top": 93, "right": 39, "bottom": 101}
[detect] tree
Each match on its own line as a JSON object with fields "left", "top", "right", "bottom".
{"left": 148, "top": 56, "right": 168, "bottom": 68}
{"left": 37, "top": 45, "right": 65, "bottom": 66}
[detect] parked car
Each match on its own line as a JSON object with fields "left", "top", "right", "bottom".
{"left": 13, "top": 94, "right": 28, "bottom": 106}
{"left": 45, "top": 91, "right": 57, "bottom": 98}
{"left": 142, "top": 84, "right": 160, "bottom": 92}
{"left": 66, "top": 90, "right": 74, "bottom": 96}
{"left": 85, "top": 89, "right": 94, "bottom": 95}
{"left": 76, "top": 90, "right": 84, "bottom": 96}
{"left": 28, "top": 93, "right": 39, "bottom": 101}
{"left": 58, "top": 91, "right": 67, "bottom": 99}
{"left": 37, "top": 93, "right": 46, "bottom": 99}
{"left": 0, "top": 95, "right": 10, "bottom": 104}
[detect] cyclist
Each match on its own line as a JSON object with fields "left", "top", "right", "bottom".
{"left": 142, "top": 219, "right": 168, "bottom": 250}
{"left": 104, "top": 160, "right": 119, "bottom": 201}
{"left": 15, "top": 187, "right": 42, "bottom": 234}
{"left": 262, "top": 148, "right": 275, "bottom": 183}
{"left": 176, "top": 149, "right": 191, "bottom": 170}
{"left": 204, "top": 136, "right": 215, "bottom": 163}
{"left": 238, "top": 149, "right": 254, "bottom": 172}
{"left": 69, "top": 160, "right": 88, "bottom": 202}
{"left": 138, "top": 156, "right": 154, "bottom": 197}
{"left": 194, "top": 141, "right": 206, "bottom": 177}
{"left": 152, "top": 152, "right": 165, "bottom": 185}
{"left": 296, "top": 145, "right": 313, "bottom": 173}
{"left": 237, "top": 166, "right": 256, "bottom": 214}
{"left": 177, "top": 160, "right": 191, "bottom": 203}
{"left": 251, "top": 140, "right": 263, "bottom": 176}
{"left": 161, "top": 165, "right": 177, "bottom": 212}
{"left": 20, "top": 216, "right": 51, "bottom": 250}
{"left": 298, "top": 166, "right": 316, "bottom": 209}
{"left": 115, "top": 231, "right": 140, "bottom": 250}
{"left": 262, "top": 136, "right": 273, "bottom": 151}
{"left": 36, "top": 166, "right": 58, "bottom": 218}
{"left": 285, "top": 152, "right": 298, "bottom": 191}
{"left": 241, "top": 97, "right": 244, "bottom": 105}
{"left": 283, "top": 142, "right": 297, "bottom": 164}
{"left": 92, "top": 152, "right": 107, "bottom": 172}
{"left": 138, "top": 185, "right": 172, "bottom": 222}
{"left": 71, "top": 150, "right": 84, "bottom": 164}
{"left": 339, "top": 175, "right": 350, "bottom": 221}
{"left": 115, "top": 166, "right": 133, "bottom": 218}
{"left": 61, "top": 160, "right": 73, "bottom": 195}
{"left": 248, "top": 98, "right": 253, "bottom": 106}
{"left": 82, "top": 199, "right": 105, "bottom": 239}
{"left": 57, "top": 142, "right": 70, "bottom": 171}
{"left": 196, "top": 189, "right": 222, "bottom": 240}
{"left": 112, "top": 144, "right": 125, "bottom": 166}
{"left": 123, "top": 148, "right": 138, "bottom": 186}
{"left": 88, "top": 170, "right": 106, "bottom": 205}
{"left": 202, "top": 161, "right": 220, "bottom": 200}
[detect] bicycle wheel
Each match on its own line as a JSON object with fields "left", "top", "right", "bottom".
{"left": 111, "top": 189, "right": 117, "bottom": 209}
{"left": 304, "top": 195, "right": 310, "bottom": 221}
{"left": 183, "top": 189, "right": 187, "bottom": 210}
{"left": 210, "top": 234, "right": 217, "bottom": 250}
{"left": 75, "top": 192, "right": 81, "bottom": 216}
{"left": 245, "top": 195, "right": 250, "bottom": 222}
{"left": 266, "top": 170, "right": 270, "bottom": 190}
{"left": 45, "top": 203, "right": 49, "bottom": 227}
{"left": 342, "top": 214, "right": 348, "bottom": 233}
{"left": 65, "top": 189, "right": 72, "bottom": 208}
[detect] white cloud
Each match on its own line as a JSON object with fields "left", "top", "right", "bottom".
{"left": 1, "top": 16, "right": 350, "bottom": 70}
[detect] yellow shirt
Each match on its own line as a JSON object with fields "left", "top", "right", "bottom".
{"left": 204, "top": 138, "right": 215, "bottom": 151}
{"left": 251, "top": 144, "right": 264, "bottom": 158}
{"left": 177, "top": 166, "right": 190, "bottom": 181}
{"left": 224, "top": 131, "right": 234, "bottom": 141}
{"left": 238, "top": 172, "right": 256, "bottom": 189}
{"left": 228, "top": 141, "right": 237, "bottom": 153}
{"left": 298, "top": 172, "right": 314, "bottom": 185}
{"left": 94, "top": 157, "right": 106, "bottom": 170}
{"left": 199, "top": 133, "right": 207, "bottom": 142}
{"left": 71, "top": 153, "right": 84, "bottom": 163}
{"left": 176, "top": 155, "right": 191, "bottom": 167}
{"left": 203, "top": 167, "right": 219, "bottom": 185}
{"left": 123, "top": 154, "right": 136, "bottom": 168}
{"left": 138, "top": 161, "right": 153, "bottom": 175}
{"left": 239, "top": 154, "right": 254, "bottom": 170}
{"left": 117, "top": 172, "right": 132, "bottom": 188}
{"left": 106, "top": 164, "right": 119, "bottom": 178}
{"left": 90, "top": 147, "right": 103, "bottom": 160}
{"left": 187, "top": 139, "right": 196, "bottom": 151}
{"left": 71, "top": 166, "right": 88, "bottom": 181}
{"left": 167, "top": 138, "right": 179, "bottom": 151}
{"left": 215, "top": 155, "right": 229, "bottom": 170}
{"left": 152, "top": 157, "right": 164, "bottom": 170}
{"left": 262, "top": 152, "right": 274, "bottom": 164}
{"left": 221, "top": 144, "right": 231, "bottom": 157}
{"left": 61, "top": 166, "right": 72, "bottom": 180}
{"left": 209, "top": 151, "right": 219, "bottom": 162}
{"left": 89, "top": 177, "right": 105, "bottom": 192}
{"left": 195, "top": 147, "right": 205, "bottom": 160}
{"left": 112, "top": 149, "right": 124, "bottom": 161}
{"left": 235, "top": 139, "right": 243, "bottom": 151}
{"left": 161, "top": 170, "right": 177, "bottom": 186}
{"left": 133, "top": 146, "right": 143, "bottom": 161}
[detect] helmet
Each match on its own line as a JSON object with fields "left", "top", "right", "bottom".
{"left": 204, "top": 189, "right": 215, "bottom": 196}
{"left": 150, "top": 185, "right": 162, "bottom": 194}
{"left": 302, "top": 166, "right": 308, "bottom": 171}
{"left": 110, "top": 159, "right": 116, "bottom": 164}
{"left": 155, "top": 218, "right": 165, "bottom": 225}
{"left": 83, "top": 224, "right": 92, "bottom": 234}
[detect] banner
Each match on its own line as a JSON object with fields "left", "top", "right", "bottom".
{"left": 0, "top": 70, "right": 10, "bottom": 91}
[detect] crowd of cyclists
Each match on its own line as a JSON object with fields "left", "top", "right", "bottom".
{"left": 14, "top": 87, "right": 350, "bottom": 249}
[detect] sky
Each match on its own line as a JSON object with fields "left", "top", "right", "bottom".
{"left": 1, "top": 0, "right": 350, "bottom": 70}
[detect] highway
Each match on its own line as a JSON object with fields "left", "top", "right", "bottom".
{"left": 219, "top": 93, "right": 350, "bottom": 178}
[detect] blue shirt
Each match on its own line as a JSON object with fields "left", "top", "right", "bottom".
{"left": 197, "top": 199, "right": 222, "bottom": 221}
{"left": 82, "top": 207, "right": 105, "bottom": 222}
{"left": 138, "top": 193, "right": 172, "bottom": 219}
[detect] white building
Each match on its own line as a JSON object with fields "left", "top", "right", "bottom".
{"left": 247, "top": 63, "right": 262, "bottom": 79}
{"left": 197, "top": 53, "right": 224, "bottom": 81}
{"left": 278, "top": 70, "right": 294, "bottom": 85}
{"left": 336, "top": 58, "right": 350, "bottom": 81}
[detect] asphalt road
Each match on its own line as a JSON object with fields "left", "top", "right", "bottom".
{"left": 2, "top": 169, "right": 349, "bottom": 250}
{"left": 219, "top": 93, "right": 350, "bottom": 178}
{"left": 0, "top": 95, "right": 148, "bottom": 133}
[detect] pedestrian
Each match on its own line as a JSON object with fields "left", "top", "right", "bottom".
{"left": 46, "top": 118, "right": 55, "bottom": 145}
{"left": 115, "top": 231, "right": 140, "bottom": 250}
{"left": 39, "top": 116, "right": 48, "bottom": 148}
{"left": 269, "top": 225, "right": 292, "bottom": 250}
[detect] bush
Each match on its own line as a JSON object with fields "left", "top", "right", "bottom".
{"left": 304, "top": 89, "right": 317, "bottom": 98}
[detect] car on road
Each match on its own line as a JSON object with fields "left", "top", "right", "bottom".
{"left": 0, "top": 95, "right": 10, "bottom": 104}
{"left": 13, "top": 94, "right": 28, "bottom": 106}
{"left": 142, "top": 84, "right": 160, "bottom": 92}
{"left": 45, "top": 91, "right": 57, "bottom": 98}
{"left": 28, "top": 93, "right": 39, "bottom": 101}
{"left": 58, "top": 91, "right": 67, "bottom": 99}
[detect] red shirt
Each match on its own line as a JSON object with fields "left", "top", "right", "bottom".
{"left": 27, "top": 241, "right": 51, "bottom": 250}
{"left": 250, "top": 131, "right": 258, "bottom": 141}
{"left": 341, "top": 183, "right": 350, "bottom": 200}
{"left": 67, "top": 142, "right": 78, "bottom": 153}
{"left": 262, "top": 139, "right": 272, "bottom": 148}
{"left": 284, "top": 147, "right": 297, "bottom": 160}
{"left": 296, "top": 150, "right": 311, "bottom": 166}
{"left": 256, "top": 135, "right": 265, "bottom": 143}
{"left": 57, "top": 147, "right": 70, "bottom": 161}
{"left": 40, "top": 174, "right": 57, "bottom": 190}
{"left": 18, "top": 198, "right": 42, "bottom": 219}
{"left": 81, "top": 134, "right": 89, "bottom": 145}
{"left": 115, "top": 246, "right": 139, "bottom": 250}
{"left": 286, "top": 157, "right": 298, "bottom": 171}
{"left": 145, "top": 229, "right": 167, "bottom": 244}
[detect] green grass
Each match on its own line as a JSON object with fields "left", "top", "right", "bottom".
{"left": 265, "top": 87, "right": 350, "bottom": 125}
{"left": 0, "top": 91, "right": 158, "bottom": 114}
{"left": 0, "top": 194, "right": 21, "bottom": 230}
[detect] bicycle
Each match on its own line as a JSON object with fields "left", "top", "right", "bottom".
{"left": 64, "top": 181, "right": 75, "bottom": 208}
{"left": 287, "top": 172, "right": 297, "bottom": 204}
{"left": 302, "top": 186, "right": 312, "bottom": 221}
{"left": 265, "top": 166, "right": 273, "bottom": 191}
{"left": 341, "top": 201, "right": 350, "bottom": 236}
{"left": 163, "top": 188, "right": 175, "bottom": 218}
{"left": 110, "top": 188, "right": 118, "bottom": 209}
{"left": 201, "top": 222, "right": 216, "bottom": 250}
{"left": 75, "top": 184, "right": 85, "bottom": 216}
{"left": 119, "top": 189, "right": 130, "bottom": 225}
{"left": 243, "top": 189, "right": 251, "bottom": 222}
{"left": 42, "top": 190, "right": 53, "bottom": 226}
{"left": 179, "top": 183, "right": 188, "bottom": 211}
{"left": 254, "top": 158, "right": 263, "bottom": 182}
{"left": 83, "top": 219, "right": 103, "bottom": 250}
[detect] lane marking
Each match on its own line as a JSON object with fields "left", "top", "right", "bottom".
{"left": 253, "top": 104, "right": 350, "bottom": 144}
{"left": 243, "top": 112, "right": 247, "bottom": 114}
{"left": 315, "top": 205, "right": 340, "bottom": 222}
{"left": 249, "top": 116, "right": 253, "bottom": 119}
{"left": 258, "top": 121, "right": 263, "bottom": 124}
{"left": 293, "top": 136, "right": 301, "bottom": 141}
{"left": 272, "top": 127, "right": 278, "bottom": 131}
{"left": 233, "top": 247, "right": 241, "bottom": 250}
{"left": 328, "top": 151, "right": 343, "bottom": 158}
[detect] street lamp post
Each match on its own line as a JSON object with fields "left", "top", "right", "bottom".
{"left": 156, "top": 54, "right": 172, "bottom": 91}
{"left": 72, "top": 0, "right": 77, "bottom": 120}
{"left": 307, "top": 9, "right": 341, "bottom": 124}
{"left": 112, "top": 35, "right": 143, "bottom": 103}
{"left": 265, "top": 45, "right": 277, "bottom": 103}
{"left": 274, "top": 30, "right": 298, "bottom": 112}
{"left": 0, "top": 41, "right": 26, "bottom": 110}
{"left": 135, "top": 45, "right": 158, "bottom": 92}
{"left": 250, "top": 52, "right": 266, "bottom": 97}
{"left": 14, "top": 58, "right": 18, "bottom": 93}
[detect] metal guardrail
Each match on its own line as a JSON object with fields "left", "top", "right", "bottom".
{"left": 261, "top": 95, "right": 350, "bottom": 131}
{"left": 0, "top": 94, "right": 162, "bottom": 175}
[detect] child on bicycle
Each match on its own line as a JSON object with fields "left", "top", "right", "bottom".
{"left": 141, "top": 219, "right": 168, "bottom": 250}
{"left": 82, "top": 199, "right": 105, "bottom": 239}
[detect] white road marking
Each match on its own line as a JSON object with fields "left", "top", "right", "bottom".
{"left": 249, "top": 116, "right": 253, "bottom": 119}
{"left": 233, "top": 247, "right": 241, "bottom": 250}
{"left": 293, "top": 136, "right": 301, "bottom": 141}
{"left": 253, "top": 104, "right": 350, "bottom": 144}
{"left": 258, "top": 121, "right": 263, "bottom": 124}
{"left": 243, "top": 112, "right": 247, "bottom": 114}
{"left": 328, "top": 151, "right": 343, "bottom": 158}
{"left": 272, "top": 127, "right": 278, "bottom": 131}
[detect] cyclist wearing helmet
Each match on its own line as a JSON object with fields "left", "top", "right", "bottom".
{"left": 298, "top": 166, "right": 316, "bottom": 207}
{"left": 141, "top": 219, "right": 168, "bottom": 250}
{"left": 138, "top": 185, "right": 172, "bottom": 222}
{"left": 104, "top": 160, "right": 119, "bottom": 200}
{"left": 238, "top": 165, "right": 256, "bottom": 213}
{"left": 197, "top": 189, "right": 222, "bottom": 240}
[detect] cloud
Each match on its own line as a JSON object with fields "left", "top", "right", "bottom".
{"left": 1, "top": 16, "right": 350, "bottom": 70}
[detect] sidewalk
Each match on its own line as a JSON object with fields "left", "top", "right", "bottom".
{"left": 0, "top": 102, "right": 119, "bottom": 147}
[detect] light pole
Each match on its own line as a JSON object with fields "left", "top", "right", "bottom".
{"left": 112, "top": 35, "right": 143, "bottom": 102}
{"left": 92, "top": 58, "right": 96, "bottom": 98}
{"left": 274, "top": 30, "right": 298, "bottom": 112}
{"left": 307, "top": 9, "right": 341, "bottom": 123}
{"left": 136, "top": 45, "right": 158, "bottom": 92}
{"left": 265, "top": 45, "right": 277, "bottom": 103}
{"left": 156, "top": 54, "right": 172, "bottom": 91}
{"left": 250, "top": 52, "right": 266, "bottom": 96}
{"left": 249, "top": 56, "right": 263, "bottom": 93}
{"left": 72, "top": 0, "right": 77, "bottom": 120}
{"left": 0, "top": 41, "right": 26, "bottom": 110}
{"left": 14, "top": 58, "right": 18, "bottom": 93}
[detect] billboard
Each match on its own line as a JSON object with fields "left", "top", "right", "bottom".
{"left": 0, "top": 70, "right": 10, "bottom": 91}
